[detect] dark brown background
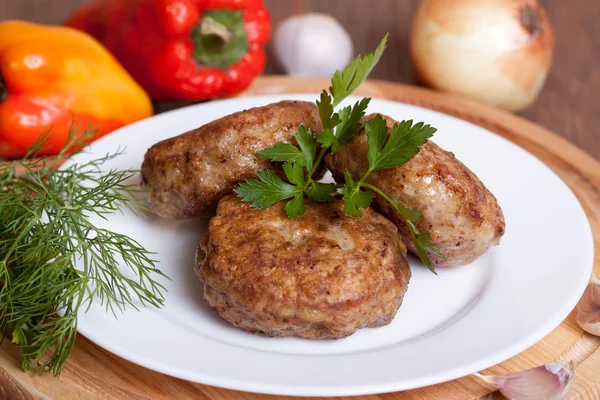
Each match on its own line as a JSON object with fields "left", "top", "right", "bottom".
{"left": 2, "top": 0, "right": 598, "bottom": 159}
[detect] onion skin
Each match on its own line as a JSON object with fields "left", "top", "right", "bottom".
{"left": 410, "top": 0, "right": 554, "bottom": 112}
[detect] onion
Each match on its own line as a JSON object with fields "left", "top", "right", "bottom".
{"left": 273, "top": 13, "right": 353, "bottom": 77}
{"left": 410, "top": 0, "right": 554, "bottom": 112}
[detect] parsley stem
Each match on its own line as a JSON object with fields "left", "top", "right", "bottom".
{"left": 309, "top": 146, "right": 329, "bottom": 178}
{"left": 357, "top": 168, "right": 374, "bottom": 187}
{"left": 304, "top": 145, "right": 332, "bottom": 189}
{"left": 360, "top": 182, "right": 420, "bottom": 237}
{"left": 360, "top": 181, "right": 393, "bottom": 205}
{"left": 361, "top": 180, "right": 437, "bottom": 272}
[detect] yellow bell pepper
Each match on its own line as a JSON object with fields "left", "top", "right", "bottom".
{"left": 0, "top": 21, "right": 153, "bottom": 157}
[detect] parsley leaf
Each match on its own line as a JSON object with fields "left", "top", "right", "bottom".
{"left": 399, "top": 203, "right": 423, "bottom": 222}
{"left": 257, "top": 143, "right": 306, "bottom": 166}
{"left": 335, "top": 98, "right": 371, "bottom": 145}
{"left": 413, "top": 231, "right": 446, "bottom": 274}
{"left": 367, "top": 116, "right": 437, "bottom": 171}
{"left": 417, "top": 232, "right": 446, "bottom": 259}
{"left": 316, "top": 128, "right": 337, "bottom": 151}
{"left": 282, "top": 162, "right": 305, "bottom": 186}
{"left": 330, "top": 35, "right": 387, "bottom": 107}
{"left": 341, "top": 171, "right": 375, "bottom": 217}
{"left": 234, "top": 170, "right": 302, "bottom": 210}
{"left": 365, "top": 114, "right": 389, "bottom": 168}
{"left": 317, "top": 98, "right": 371, "bottom": 154}
{"left": 306, "top": 181, "right": 338, "bottom": 202}
{"left": 285, "top": 194, "right": 306, "bottom": 218}
{"left": 295, "top": 126, "right": 317, "bottom": 171}
{"left": 234, "top": 34, "right": 446, "bottom": 272}
{"left": 316, "top": 91, "right": 341, "bottom": 130}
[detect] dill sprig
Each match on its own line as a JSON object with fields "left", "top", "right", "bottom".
{"left": 0, "top": 127, "right": 166, "bottom": 375}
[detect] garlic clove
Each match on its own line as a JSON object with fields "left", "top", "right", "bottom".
{"left": 273, "top": 13, "right": 353, "bottom": 77}
{"left": 474, "top": 360, "right": 575, "bottom": 400}
{"left": 575, "top": 275, "right": 600, "bottom": 336}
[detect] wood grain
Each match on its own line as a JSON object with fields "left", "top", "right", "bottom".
{"left": 0, "top": 0, "right": 598, "bottom": 160}
{"left": 1, "top": 0, "right": 600, "bottom": 397}
{"left": 0, "top": 76, "right": 599, "bottom": 399}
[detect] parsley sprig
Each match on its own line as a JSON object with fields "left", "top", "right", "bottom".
{"left": 340, "top": 115, "right": 443, "bottom": 272}
{"left": 235, "top": 35, "right": 444, "bottom": 271}
{"left": 235, "top": 36, "right": 387, "bottom": 214}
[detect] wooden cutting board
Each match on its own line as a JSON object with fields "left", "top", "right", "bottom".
{"left": 1, "top": 77, "right": 599, "bottom": 400}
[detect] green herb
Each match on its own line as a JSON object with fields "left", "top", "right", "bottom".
{"left": 234, "top": 126, "right": 338, "bottom": 213}
{"left": 342, "top": 115, "right": 440, "bottom": 272}
{"left": 365, "top": 115, "right": 437, "bottom": 170}
{"left": 255, "top": 142, "right": 305, "bottom": 166}
{"left": 236, "top": 35, "right": 444, "bottom": 271}
{"left": 0, "top": 128, "right": 166, "bottom": 375}
{"left": 340, "top": 171, "right": 375, "bottom": 218}
{"left": 237, "top": 38, "right": 388, "bottom": 215}
{"left": 329, "top": 35, "right": 387, "bottom": 107}
{"left": 234, "top": 169, "right": 303, "bottom": 209}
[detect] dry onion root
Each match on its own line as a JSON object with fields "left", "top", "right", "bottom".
{"left": 475, "top": 360, "right": 575, "bottom": 400}
{"left": 410, "top": 0, "right": 554, "bottom": 112}
{"left": 575, "top": 274, "right": 600, "bottom": 336}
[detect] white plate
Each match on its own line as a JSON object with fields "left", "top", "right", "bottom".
{"left": 65, "top": 94, "right": 594, "bottom": 396}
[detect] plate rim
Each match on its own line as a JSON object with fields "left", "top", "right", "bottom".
{"left": 65, "top": 93, "right": 595, "bottom": 396}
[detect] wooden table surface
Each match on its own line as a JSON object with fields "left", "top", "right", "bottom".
{"left": 1, "top": 0, "right": 599, "bottom": 160}
{"left": 1, "top": 1, "right": 600, "bottom": 399}
{"left": 1, "top": 76, "right": 600, "bottom": 400}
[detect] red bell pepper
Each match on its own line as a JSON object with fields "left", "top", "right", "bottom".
{"left": 66, "top": 0, "right": 270, "bottom": 101}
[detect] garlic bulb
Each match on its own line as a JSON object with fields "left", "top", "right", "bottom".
{"left": 273, "top": 13, "right": 353, "bottom": 77}
{"left": 575, "top": 275, "right": 600, "bottom": 336}
{"left": 475, "top": 360, "right": 575, "bottom": 400}
{"left": 410, "top": 0, "right": 554, "bottom": 112}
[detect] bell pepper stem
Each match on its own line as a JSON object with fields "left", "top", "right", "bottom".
{"left": 200, "top": 16, "right": 234, "bottom": 48}
{"left": 193, "top": 10, "right": 249, "bottom": 70}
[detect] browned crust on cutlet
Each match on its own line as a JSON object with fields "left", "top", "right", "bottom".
{"left": 326, "top": 113, "right": 505, "bottom": 267}
{"left": 141, "top": 100, "right": 322, "bottom": 219}
{"left": 195, "top": 195, "right": 411, "bottom": 339}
